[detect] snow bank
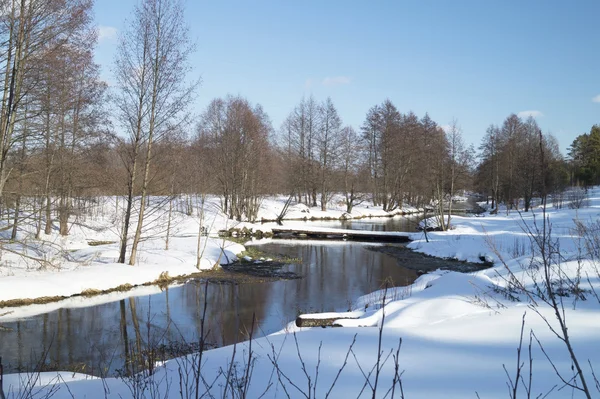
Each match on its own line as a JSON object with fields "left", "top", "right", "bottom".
{"left": 257, "top": 194, "right": 421, "bottom": 222}
{"left": 0, "top": 196, "right": 244, "bottom": 306}
{"left": 5, "top": 189, "right": 600, "bottom": 398}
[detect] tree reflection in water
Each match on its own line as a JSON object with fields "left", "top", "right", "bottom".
{"left": 0, "top": 217, "right": 420, "bottom": 376}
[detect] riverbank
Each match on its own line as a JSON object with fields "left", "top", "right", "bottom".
{"left": 0, "top": 195, "right": 418, "bottom": 310}
{"left": 0, "top": 233, "right": 414, "bottom": 377}
{"left": 6, "top": 190, "right": 600, "bottom": 398}
{"left": 367, "top": 244, "right": 492, "bottom": 273}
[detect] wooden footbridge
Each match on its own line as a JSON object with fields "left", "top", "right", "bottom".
{"left": 270, "top": 226, "right": 411, "bottom": 243}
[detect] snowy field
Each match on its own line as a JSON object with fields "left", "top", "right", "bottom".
{"left": 3, "top": 189, "right": 600, "bottom": 398}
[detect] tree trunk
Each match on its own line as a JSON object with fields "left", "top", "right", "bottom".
{"left": 196, "top": 193, "right": 206, "bottom": 269}
{"left": 44, "top": 194, "right": 52, "bottom": 234}
{"left": 118, "top": 176, "right": 136, "bottom": 263}
{"left": 10, "top": 195, "right": 19, "bottom": 240}
{"left": 35, "top": 196, "right": 43, "bottom": 239}
{"left": 165, "top": 197, "right": 172, "bottom": 250}
{"left": 129, "top": 16, "right": 162, "bottom": 265}
{"left": 59, "top": 196, "right": 69, "bottom": 236}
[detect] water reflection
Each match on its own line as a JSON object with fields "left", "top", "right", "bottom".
{"left": 0, "top": 218, "right": 419, "bottom": 375}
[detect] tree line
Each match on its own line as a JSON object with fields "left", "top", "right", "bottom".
{"left": 0, "top": 0, "right": 582, "bottom": 265}
{"left": 568, "top": 124, "right": 600, "bottom": 187}
{"left": 474, "top": 114, "right": 568, "bottom": 212}
{"left": 194, "top": 95, "right": 475, "bottom": 230}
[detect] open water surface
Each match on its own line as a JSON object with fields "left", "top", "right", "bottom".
{"left": 0, "top": 216, "right": 422, "bottom": 375}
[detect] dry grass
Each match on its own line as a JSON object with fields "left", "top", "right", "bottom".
{"left": 114, "top": 283, "right": 134, "bottom": 292}
{"left": 87, "top": 240, "right": 116, "bottom": 246}
{"left": 80, "top": 288, "right": 102, "bottom": 297}
{"left": 153, "top": 271, "right": 171, "bottom": 289}
{"left": 0, "top": 295, "right": 67, "bottom": 308}
{"left": 0, "top": 266, "right": 292, "bottom": 310}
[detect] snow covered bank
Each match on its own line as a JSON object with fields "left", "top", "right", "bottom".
{"left": 256, "top": 194, "right": 422, "bottom": 222}
{"left": 0, "top": 194, "right": 418, "bottom": 307}
{"left": 6, "top": 264, "right": 600, "bottom": 398}
{"left": 0, "top": 196, "right": 245, "bottom": 307}
{"left": 5, "top": 189, "right": 600, "bottom": 398}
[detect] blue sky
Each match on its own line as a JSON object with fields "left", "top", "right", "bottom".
{"left": 94, "top": 0, "right": 600, "bottom": 153}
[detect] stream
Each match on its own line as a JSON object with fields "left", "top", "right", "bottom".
{"left": 0, "top": 216, "right": 429, "bottom": 375}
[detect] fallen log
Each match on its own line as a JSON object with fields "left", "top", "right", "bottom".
{"left": 272, "top": 227, "right": 411, "bottom": 243}
{"left": 295, "top": 311, "right": 363, "bottom": 328}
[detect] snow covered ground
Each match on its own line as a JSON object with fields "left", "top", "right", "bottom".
{"left": 0, "top": 196, "right": 245, "bottom": 306}
{"left": 4, "top": 189, "right": 600, "bottom": 398}
{"left": 257, "top": 194, "right": 421, "bottom": 221}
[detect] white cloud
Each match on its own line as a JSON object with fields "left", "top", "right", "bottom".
{"left": 592, "top": 94, "right": 600, "bottom": 103}
{"left": 517, "top": 110, "right": 544, "bottom": 119}
{"left": 304, "top": 78, "right": 313, "bottom": 90}
{"left": 322, "top": 76, "right": 351, "bottom": 87}
{"left": 98, "top": 25, "right": 118, "bottom": 42}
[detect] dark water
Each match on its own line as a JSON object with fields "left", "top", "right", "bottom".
{"left": 0, "top": 216, "right": 420, "bottom": 376}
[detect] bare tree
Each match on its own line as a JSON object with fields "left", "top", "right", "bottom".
{"left": 53, "top": 31, "right": 106, "bottom": 236}
{"left": 114, "top": 0, "right": 197, "bottom": 265}
{"left": 0, "top": 0, "right": 93, "bottom": 200}
{"left": 316, "top": 97, "right": 342, "bottom": 211}
{"left": 474, "top": 114, "right": 565, "bottom": 213}
{"left": 361, "top": 101, "right": 425, "bottom": 212}
{"left": 476, "top": 124, "right": 501, "bottom": 210}
{"left": 281, "top": 96, "right": 320, "bottom": 206}
{"left": 198, "top": 96, "right": 272, "bottom": 222}
{"left": 443, "top": 119, "right": 472, "bottom": 229}
{"left": 339, "top": 126, "right": 364, "bottom": 213}
{"left": 361, "top": 100, "right": 404, "bottom": 211}
{"left": 499, "top": 114, "right": 524, "bottom": 213}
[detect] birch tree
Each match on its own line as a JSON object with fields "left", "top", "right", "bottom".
{"left": 114, "top": 0, "right": 197, "bottom": 265}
